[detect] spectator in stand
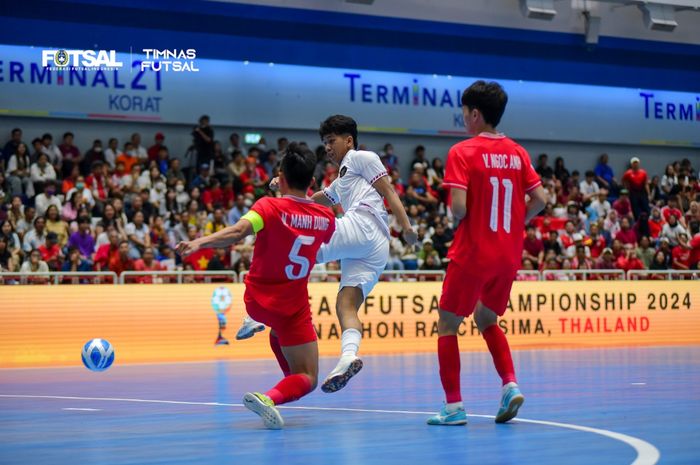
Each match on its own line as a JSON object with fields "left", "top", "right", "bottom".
{"left": 6, "top": 196, "right": 24, "bottom": 231}
{"left": 616, "top": 243, "right": 645, "bottom": 273}
{"left": 633, "top": 211, "right": 651, "bottom": 243}
{"left": 130, "top": 133, "right": 148, "bottom": 162}
{"left": 204, "top": 208, "right": 227, "bottom": 236}
{"left": 116, "top": 142, "right": 139, "bottom": 175}
{"left": 67, "top": 216, "right": 95, "bottom": 262}
{"left": 649, "top": 175, "right": 663, "bottom": 204}
{"left": 206, "top": 247, "right": 230, "bottom": 271}
{"left": 21, "top": 216, "right": 47, "bottom": 253}
{"left": 239, "top": 157, "right": 268, "bottom": 198}
{"left": 615, "top": 217, "right": 637, "bottom": 246}
{"left": 611, "top": 238, "right": 625, "bottom": 260}
{"left": 595, "top": 247, "right": 616, "bottom": 270}
{"left": 0, "top": 172, "right": 9, "bottom": 211}
{"left": 553, "top": 157, "right": 570, "bottom": 185}
{"left": 594, "top": 153, "right": 616, "bottom": 193}
{"left": 226, "top": 133, "right": 241, "bottom": 157}
{"left": 29, "top": 152, "right": 57, "bottom": 196}
{"left": 191, "top": 163, "right": 212, "bottom": 191}
{"left": 228, "top": 150, "right": 246, "bottom": 181}
{"left": 565, "top": 233, "right": 590, "bottom": 259}
{"left": 604, "top": 210, "right": 621, "bottom": 238}
{"left": 648, "top": 207, "right": 665, "bottom": 240}
{"left": 658, "top": 238, "right": 673, "bottom": 266}
{"left": 201, "top": 178, "right": 223, "bottom": 212}
{"left": 59, "top": 132, "right": 81, "bottom": 178}
{"left": 81, "top": 139, "right": 106, "bottom": 174}
{"left": 417, "top": 239, "right": 440, "bottom": 269}
{"left": 542, "top": 230, "right": 562, "bottom": 257}
{"left": 227, "top": 194, "right": 249, "bottom": 226}
{"left": 649, "top": 250, "right": 669, "bottom": 278}
{"left": 662, "top": 196, "right": 687, "bottom": 228}
{"left": 5, "top": 142, "right": 33, "bottom": 196}
{"left": 535, "top": 153, "right": 553, "bottom": 180}
{"left": 61, "top": 191, "right": 82, "bottom": 224}
{"left": 405, "top": 171, "right": 438, "bottom": 210}
{"left": 108, "top": 240, "right": 135, "bottom": 276}
{"left": 192, "top": 115, "right": 214, "bottom": 168}
{"left": 671, "top": 232, "right": 693, "bottom": 270}
{"left": 3, "top": 128, "right": 24, "bottom": 168}
{"left": 86, "top": 161, "right": 109, "bottom": 208}
{"left": 61, "top": 246, "right": 92, "bottom": 272}
{"left": 517, "top": 258, "right": 539, "bottom": 280}
{"left": 636, "top": 236, "right": 655, "bottom": 269}
{"left": 40, "top": 133, "right": 62, "bottom": 167}
{"left": 613, "top": 189, "right": 632, "bottom": 218}
{"left": 580, "top": 170, "right": 600, "bottom": 203}
{"left": 523, "top": 225, "right": 544, "bottom": 266}
{"left": 94, "top": 230, "right": 120, "bottom": 271}
{"left": 660, "top": 213, "right": 687, "bottom": 247}
{"left": 589, "top": 189, "right": 611, "bottom": 222}
{"left": 660, "top": 164, "right": 678, "bottom": 200}
{"left": 381, "top": 143, "right": 398, "bottom": 171}
{"left": 133, "top": 247, "right": 164, "bottom": 282}
{"left": 44, "top": 205, "right": 68, "bottom": 247}
{"left": 572, "top": 245, "right": 594, "bottom": 270}
{"left": 38, "top": 232, "right": 63, "bottom": 270}
{"left": 20, "top": 248, "right": 49, "bottom": 274}
{"left": 166, "top": 158, "right": 186, "bottom": 188}
{"left": 174, "top": 179, "right": 190, "bottom": 212}
{"left": 103, "top": 138, "right": 121, "bottom": 169}
{"left": 588, "top": 223, "right": 607, "bottom": 258}
{"left": 0, "top": 236, "right": 16, "bottom": 271}
{"left": 125, "top": 211, "right": 150, "bottom": 259}
{"left": 622, "top": 156, "right": 650, "bottom": 219}
{"left": 147, "top": 133, "right": 167, "bottom": 162}
{"left": 410, "top": 145, "right": 429, "bottom": 172}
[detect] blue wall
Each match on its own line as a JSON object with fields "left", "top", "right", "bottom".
{"left": 0, "top": 0, "right": 698, "bottom": 92}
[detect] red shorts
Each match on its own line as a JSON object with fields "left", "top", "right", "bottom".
{"left": 439, "top": 260, "right": 517, "bottom": 318}
{"left": 244, "top": 289, "right": 317, "bottom": 347}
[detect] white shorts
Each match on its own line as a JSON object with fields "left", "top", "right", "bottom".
{"left": 317, "top": 210, "right": 389, "bottom": 298}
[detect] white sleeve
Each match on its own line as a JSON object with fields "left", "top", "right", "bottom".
{"left": 125, "top": 223, "right": 135, "bottom": 235}
{"left": 322, "top": 179, "right": 340, "bottom": 205}
{"left": 6, "top": 156, "right": 17, "bottom": 175}
{"left": 352, "top": 151, "right": 388, "bottom": 185}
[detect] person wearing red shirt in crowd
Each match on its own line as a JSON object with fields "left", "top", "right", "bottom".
{"left": 621, "top": 157, "right": 650, "bottom": 220}
{"left": 616, "top": 244, "right": 645, "bottom": 273}
{"left": 611, "top": 238, "right": 625, "bottom": 260}
{"left": 221, "top": 179, "right": 235, "bottom": 210}
{"left": 147, "top": 133, "right": 166, "bottom": 162}
{"left": 428, "top": 81, "right": 546, "bottom": 427}
{"left": 108, "top": 240, "right": 135, "bottom": 276}
{"left": 62, "top": 165, "right": 79, "bottom": 195}
{"left": 612, "top": 189, "right": 632, "bottom": 219}
{"left": 38, "top": 232, "right": 63, "bottom": 270}
{"left": 689, "top": 232, "right": 700, "bottom": 269}
{"left": 202, "top": 178, "right": 224, "bottom": 213}
{"left": 522, "top": 225, "right": 544, "bottom": 266}
{"left": 94, "top": 230, "right": 121, "bottom": 271}
{"left": 595, "top": 248, "right": 617, "bottom": 271}
{"left": 133, "top": 247, "right": 164, "bottom": 283}
{"left": 614, "top": 217, "right": 637, "bottom": 247}
{"left": 648, "top": 207, "right": 665, "bottom": 239}
{"left": 588, "top": 223, "right": 607, "bottom": 258}
{"left": 239, "top": 157, "right": 269, "bottom": 197}
{"left": 661, "top": 196, "right": 687, "bottom": 228}
{"left": 672, "top": 233, "right": 693, "bottom": 270}
{"left": 559, "top": 221, "right": 577, "bottom": 251}
{"left": 177, "top": 143, "right": 336, "bottom": 429}
{"left": 86, "top": 161, "right": 109, "bottom": 203}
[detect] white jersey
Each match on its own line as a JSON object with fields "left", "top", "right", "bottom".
{"left": 322, "top": 150, "right": 389, "bottom": 236}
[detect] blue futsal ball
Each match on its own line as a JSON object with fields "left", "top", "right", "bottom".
{"left": 81, "top": 338, "right": 115, "bottom": 372}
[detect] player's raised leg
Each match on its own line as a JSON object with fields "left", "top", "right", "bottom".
{"left": 427, "top": 309, "right": 468, "bottom": 426}
{"left": 320, "top": 285, "right": 365, "bottom": 393}
{"left": 473, "top": 301, "right": 524, "bottom": 423}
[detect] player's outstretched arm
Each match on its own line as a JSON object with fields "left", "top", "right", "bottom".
{"left": 176, "top": 219, "right": 254, "bottom": 257}
{"left": 311, "top": 190, "right": 333, "bottom": 207}
{"left": 373, "top": 176, "right": 417, "bottom": 246}
{"left": 525, "top": 185, "right": 547, "bottom": 224}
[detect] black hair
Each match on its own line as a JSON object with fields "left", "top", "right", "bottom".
{"left": 42, "top": 133, "right": 52, "bottom": 140}
{"left": 31, "top": 137, "right": 41, "bottom": 145}
{"left": 11, "top": 128, "right": 21, "bottom": 135}
{"left": 319, "top": 115, "right": 358, "bottom": 149}
{"left": 63, "top": 132, "right": 74, "bottom": 139}
{"left": 585, "top": 170, "right": 595, "bottom": 177}
{"left": 281, "top": 142, "right": 317, "bottom": 191}
{"left": 461, "top": 80, "right": 508, "bottom": 127}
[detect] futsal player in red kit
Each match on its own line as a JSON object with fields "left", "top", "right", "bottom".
{"left": 428, "top": 81, "right": 547, "bottom": 426}
{"left": 177, "top": 143, "right": 335, "bottom": 429}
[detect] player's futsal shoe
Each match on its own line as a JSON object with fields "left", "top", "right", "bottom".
{"left": 495, "top": 382, "right": 525, "bottom": 424}
{"left": 236, "top": 316, "right": 265, "bottom": 340}
{"left": 243, "top": 392, "right": 284, "bottom": 430}
{"left": 426, "top": 404, "right": 468, "bottom": 426}
{"left": 320, "top": 355, "right": 363, "bottom": 393}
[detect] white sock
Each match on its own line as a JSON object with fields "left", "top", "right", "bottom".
{"left": 341, "top": 328, "right": 362, "bottom": 357}
{"left": 446, "top": 401, "right": 464, "bottom": 413}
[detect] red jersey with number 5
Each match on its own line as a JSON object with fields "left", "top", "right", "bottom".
{"left": 245, "top": 195, "right": 335, "bottom": 312}
{"left": 443, "top": 133, "right": 541, "bottom": 270}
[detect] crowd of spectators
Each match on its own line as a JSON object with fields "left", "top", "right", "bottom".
{"left": 0, "top": 119, "right": 698, "bottom": 282}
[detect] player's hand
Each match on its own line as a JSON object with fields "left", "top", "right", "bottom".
{"left": 176, "top": 240, "right": 200, "bottom": 257}
{"left": 269, "top": 177, "right": 280, "bottom": 192}
{"left": 402, "top": 228, "right": 418, "bottom": 247}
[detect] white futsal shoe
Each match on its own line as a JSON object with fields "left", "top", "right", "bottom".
{"left": 243, "top": 392, "right": 284, "bottom": 430}
{"left": 321, "top": 354, "right": 364, "bottom": 393}
{"left": 236, "top": 316, "right": 265, "bottom": 340}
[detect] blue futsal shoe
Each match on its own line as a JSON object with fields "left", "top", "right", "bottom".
{"left": 236, "top": 316, "right": 265, "bottom": 340}
{"left": 495, "top": 382, "right": 525, "bottom": 423}
{"left": 426, "top": 404, "right": 468, "bottom": 426}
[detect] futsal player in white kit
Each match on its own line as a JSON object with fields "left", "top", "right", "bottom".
{"left": 238, "top": 115, "right": 417, "bottom": 393}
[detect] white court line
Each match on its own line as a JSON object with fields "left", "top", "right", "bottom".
{"left": 0, "top": 394, "right": 660, "bottom": 465}
{"left": 62, "top": 407, "right": 102, "bottom": 412}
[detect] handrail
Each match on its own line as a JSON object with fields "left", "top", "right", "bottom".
{"left": 118, "top": 270, "right": 238, "bottom": 284}
{"left": 515, "top": 270, "right": 541, "bottom": 280}
{"left": 627, "top": 269, "right": 700, "bottom": 280}
{"left": 0, "top": 271, "right": 118, "bottom": 285}
{"left": 541, "top": 269, "right": 626, "bottom": 281}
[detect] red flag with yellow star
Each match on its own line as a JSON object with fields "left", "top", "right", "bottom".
{"left": 183, "top": 248, "right": 214, "bottom": 270}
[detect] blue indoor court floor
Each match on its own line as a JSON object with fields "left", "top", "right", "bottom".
{"left": 1, "top": 347, "right": 698, "bottom": 465}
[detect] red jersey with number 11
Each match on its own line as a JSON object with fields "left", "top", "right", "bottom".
{"left": 244, "top": 195, "right": 335, "bottom": 312}
{"left": 443, "top": 133, "right": 541, "bottom": 271}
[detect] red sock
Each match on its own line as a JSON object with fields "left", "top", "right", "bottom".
{"left": 482, "top": 325, "right": 516, "bottom": 385}
{"left": 437, "top": 335, "right": 461, "bottom": 403}
{"left": 265, "top": 374, "right": 313, "bottom": 405}
{"left": 269, "top": 333, "right": 290, "bottom": 376}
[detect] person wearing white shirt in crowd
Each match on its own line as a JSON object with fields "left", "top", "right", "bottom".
{"left": 175, "top": 180, "right": 190, "bottom": 212}
{"left": 603, "top": 209, "right": 621, "bottom": 239}
{"left": 125, "top": 211, "right": 151, "bottom": 259}
{"left": 30, "top": 152, "right": 57, "bottom": 193}
{"left": 104, "top": 138, "right": 122, "bottom": 169}
{"left": 5, "top": 142, "right": 33, "bottom": 196}
{"left": 149, "top": 179, "right": 167, "bottom": 214}
{"left": 137, "top": 166, "right": 155, "bottom": 191}
{"left": 40, "top": 133, "right": 63, "bottom": 166}
{"left": 565, "top": 233, "right": 591, "bottom": 259}
{"left": 130, "top": 133, "right": 148, "bottom": 162}
{"left": 65, "top": 175, "right": 95, "bottom": 209}
{"left": 22, "top": 216, "right": 47, "bottom": 253}
{"left": 579, "top": 170, "right": 600, "bottom": 203}
{"left": 34, "top": 180, "right": 63, "bottom": 217}
{"left": 20, "top": 249, "right": 49, "bottom": 274}
{"left": 590, "top": 189, "right": 612, "bottom": 219}
{"left": 660, "top": 213, "right": 688, "bottom": 247}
